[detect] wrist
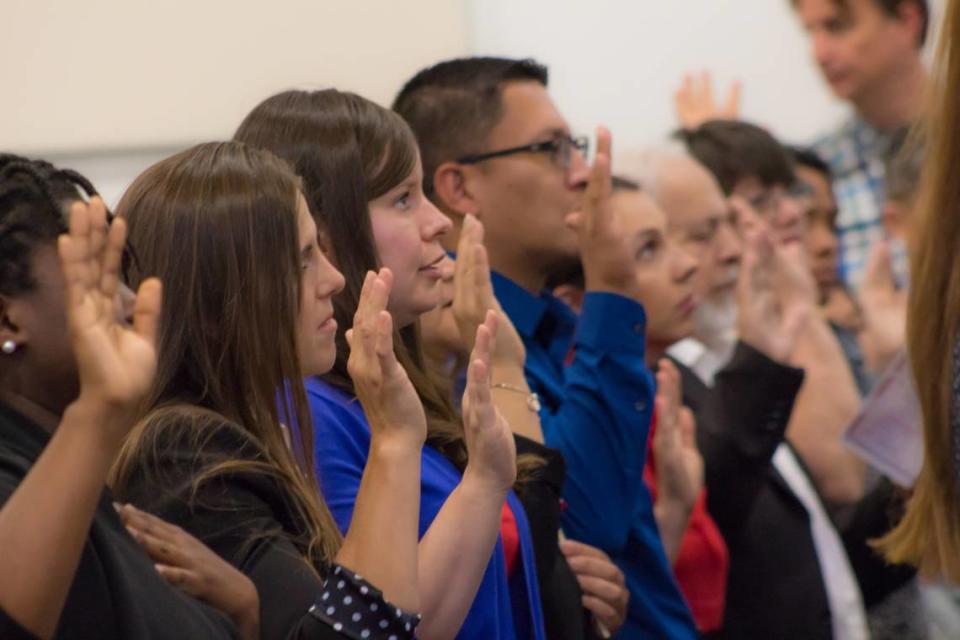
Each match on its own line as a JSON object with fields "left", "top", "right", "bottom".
{"left": 62, "top": 396, "right": 131, "bottom": 453}
{"left": 462, "top": 463, "right": 513, "bottom": 496}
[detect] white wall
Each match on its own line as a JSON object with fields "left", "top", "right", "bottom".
{"left": 1, "top": 0, "right": 469, "bottom": 204}
{"left": 466, "top": 0, "right": 940, "bottom": 151}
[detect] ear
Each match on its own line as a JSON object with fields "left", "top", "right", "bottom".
{"left": 0, "top": 295, "right": 28, "bottom": 353}
{"left": 552, "top": 284, "right": 586, "bottom": 314}
{"left": 895, "top": 0, "right": 926, "bottom": 46}
{"left": 433, "top": 161, "right": 482, "bottom": 221}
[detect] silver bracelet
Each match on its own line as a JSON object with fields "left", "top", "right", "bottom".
{"left": 491, "top": 383, "right": 542, "bottom": 413}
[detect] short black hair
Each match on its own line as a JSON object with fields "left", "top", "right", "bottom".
{"left": 790, "top": 146, "right": 833, "bottom": 182}
{"left": 674, "top": 120, "right": 795, "bottom": 195}
{"left": 0, "top": 154, "right": 96, "bottom": 295}
{"left": 393, "top": 57, "right": 549, "bottom": 196}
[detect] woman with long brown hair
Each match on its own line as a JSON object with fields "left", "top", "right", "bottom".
{"left": 876, "top": 0, "right": 960, "bottom": 580}
{"left": 234, "top": 89, "right": 537, "bottom": 640}
{"left": 108, "top": 141, "right": 499, "bottom": 639}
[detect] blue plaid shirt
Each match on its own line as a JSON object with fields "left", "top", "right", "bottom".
{"left": 814, "top": 116, "right": 897, "bottom": 290}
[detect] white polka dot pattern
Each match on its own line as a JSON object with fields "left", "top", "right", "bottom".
{"left": 308, "top": 563, "right": 420, "bottom": 639}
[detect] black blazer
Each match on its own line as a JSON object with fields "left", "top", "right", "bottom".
{"left": 679, "top": 342, "right": 914, "bottom": 640}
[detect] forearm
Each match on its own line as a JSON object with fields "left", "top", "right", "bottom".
{"left": 787, "top": 318, "right": 865, "bottom": 503}
{"left": 336, "top": 435, "right": 421, "bottom": 613}
{"left": 0, "top": 401, "right": 120, "bottom": 640}
{"left": 654, "top": 500, "right": 692, "bottom": 565}
{"left": 414, "top": 470, "right": 507, "bottom": 640}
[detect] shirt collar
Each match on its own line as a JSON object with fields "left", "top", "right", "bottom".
{"left": 490, "top": 270, "right": 550, "bottom": 339}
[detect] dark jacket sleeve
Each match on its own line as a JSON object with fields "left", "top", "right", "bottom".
{"left": 840, "top": 478, "right": 916, "bottom": 608}
{"left": 114, "top": 409, "right": 416, "bottom": 640}
{"left": 678, "top": 341, "right": 805, "bottom": 547}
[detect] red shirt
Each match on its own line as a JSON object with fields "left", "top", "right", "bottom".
{"left": 645, "top": 411, "right": 730, "bottom": 632}
{"left": 500, "top": 502, "right": 520, "bottom": 576}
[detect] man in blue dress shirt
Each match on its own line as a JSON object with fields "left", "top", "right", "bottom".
{"left": 395, "top": 57, "right": 697, "bottom": 639}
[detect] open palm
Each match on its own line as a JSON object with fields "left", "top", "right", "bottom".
{"left": 59, "top": 198, "right": 160, "bottom": 434}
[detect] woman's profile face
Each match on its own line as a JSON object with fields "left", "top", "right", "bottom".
{"left": 367, "top": 155, "right": 452, "bottom": 328}
{"left": 295, "top": 194, "right": 345, "bottom": 377}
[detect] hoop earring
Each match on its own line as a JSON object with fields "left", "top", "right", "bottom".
{"left": 1, "top": 340, "right": 16, "bottom": 355}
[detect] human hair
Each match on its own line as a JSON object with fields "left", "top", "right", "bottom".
{"left": 790, "top": 146, "right": 833, "bottom": 182}
{"left": 109, "top": 141, "right": 342, "bottom": 568}
{"left": 873, "top": 0, "right": 960, "bottom": 580}
{"left": 674, "top": 120, "right": 795, "bottom": 195}
{"left": 234, "top": 89, "right": 471, "bottom": 470}
{"left": 0, "top": 154, "right": 97, "bottom": 296}
{"left": 614, "top": 143, "right": 693, "bottom": 202}
{"left": 790, "top": 0, "right": 930, "bottom": 46}
{"left": 884, "top": 126, "right": 925, "bottom": 204}
{"left": 392, "top": 57, "right": 549, "bottom": 196}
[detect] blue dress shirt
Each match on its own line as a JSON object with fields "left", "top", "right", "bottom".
{"left": 491, "top": 271, "right": 697, "bottom": 639}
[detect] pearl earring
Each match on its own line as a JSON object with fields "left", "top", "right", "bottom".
{"left": 1, "top": 340, "right": 16, "bottom": 355}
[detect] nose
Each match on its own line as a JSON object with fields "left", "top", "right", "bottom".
{"left": 716, "top": 220, "right": 743, "bottom": 267}
{"left": 420, "top": 199, "right": 453, "bottom": 242}
{"left": 812, "top": 31, "right": 833, "bottom": 69}
{"left": 566, "top": 146, "right": 590, "bottom": 190}
{"left": 674, "top": 244, "right": 699, "bottom": 285}
{"left": 317, "top": 251, "right": 346, "bottom": 299}
{"left": 808, "top": 222, "right": 838, "bottom": 257}
{"left": 777, "top": 196, "right": 805, "bottom": 234}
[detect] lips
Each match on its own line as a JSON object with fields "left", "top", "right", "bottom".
{"left": 420, "top": 253, "right": 446, "bottom": 271}
{"left": 677, "top": 294, "right": 698, "bottom": 315}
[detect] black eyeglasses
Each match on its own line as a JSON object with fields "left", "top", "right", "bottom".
{"left": 456, "top": 135, "right": 589, "bottom": 171}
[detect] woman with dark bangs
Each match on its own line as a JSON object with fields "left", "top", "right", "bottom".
{"left": 234, "top": 90, "right": 540, "bottom": 640}
{"left": 109, "top": 141, "right": 498, "bottom": 639}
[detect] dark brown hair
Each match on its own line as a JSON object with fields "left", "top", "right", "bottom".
{"left": 791, "top": 0, "right": 929, "bottom": 46}
{"left": 392, "top": 57, "right": 549, "bottom": 196}
{"left": 110, "top": 141, "right": 341, "bottom": 567}
{"left": 234, "top": 90, "right": 470, "bottom": 470}
{"left": 675, "top": 120, "right": 795, "bottom": 195}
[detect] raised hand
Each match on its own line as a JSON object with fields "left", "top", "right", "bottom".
{"left": 116, "top": 504, "right": 259, "bottom": 640}
{"left": 859, "top": 241, "right": 907, "bottom": 372}
{"left": 346, "top": 269, "right": 427, "bottom": 448}
{"left": 559, "top": 539, "right": 629, "bottom": 636}
{"left": 674, "top": 71, "right": 742, "bottom": 129}
{"left": 565, "top": 127, "right": 641, "bottom": 300}
{"left": 653, "top": 359, "right": 703, "bottom": 516}
{"left": 461, "top": 311, "right": 517, "bottom": 492}
{"left": 452, "top": 214, "right": 525, "bottom": 368}
{"left": 736, "top": 223, "right": 814, "bottom": 363}
{"left": 58, "top": 197, "right": 161, "bottom": 438}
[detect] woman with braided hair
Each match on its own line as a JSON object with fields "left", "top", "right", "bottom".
{"left": 0, "top": 154, "right": 248, "bottom": 639}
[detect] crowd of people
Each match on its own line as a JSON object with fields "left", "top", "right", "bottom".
{"left": 1, "top": 0, "right": 956, "bottom": 638}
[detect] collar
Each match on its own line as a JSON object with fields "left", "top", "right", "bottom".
{"left": 489, "top": 270, "right": 551, "bottom": 339}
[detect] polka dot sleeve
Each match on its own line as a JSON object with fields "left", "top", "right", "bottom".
{"left": 308, "top": 564, "right": 421, "bottom": 639}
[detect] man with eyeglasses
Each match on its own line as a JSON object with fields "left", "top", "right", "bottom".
{"left": 394, "top": 57, "right": 698, "bottom": 639}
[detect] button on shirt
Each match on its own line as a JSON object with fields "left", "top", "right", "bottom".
{"left": 491, "top": 271, "right": 697, "bottom": 639}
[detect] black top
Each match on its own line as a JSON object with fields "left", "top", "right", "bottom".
{"left": 0, "top": 403, "right": 238, "bottom": 640}
{"left": 113, "top": 407, "right": 418, "bottom": 640}
{"left": 513, "top": 435, "right": 600, "bottom": 640}
{"left": 679, "top": 341, "right": 913, "bottom": 639}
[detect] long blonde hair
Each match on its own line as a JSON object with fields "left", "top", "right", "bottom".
{"left": 874, "top": 0, "right": 960, "bottom": 580}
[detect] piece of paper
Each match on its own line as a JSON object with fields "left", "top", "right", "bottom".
{"left": 843, "top": 349, "right": 923, "bottom": 487}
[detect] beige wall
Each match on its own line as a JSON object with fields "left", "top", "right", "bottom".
{"left": 2, "top": 0, "right": 468, "bottom": 154}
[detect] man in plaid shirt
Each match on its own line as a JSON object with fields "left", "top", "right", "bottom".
{"left": 792, "top": 0, "right": 929, "bottom": 290}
